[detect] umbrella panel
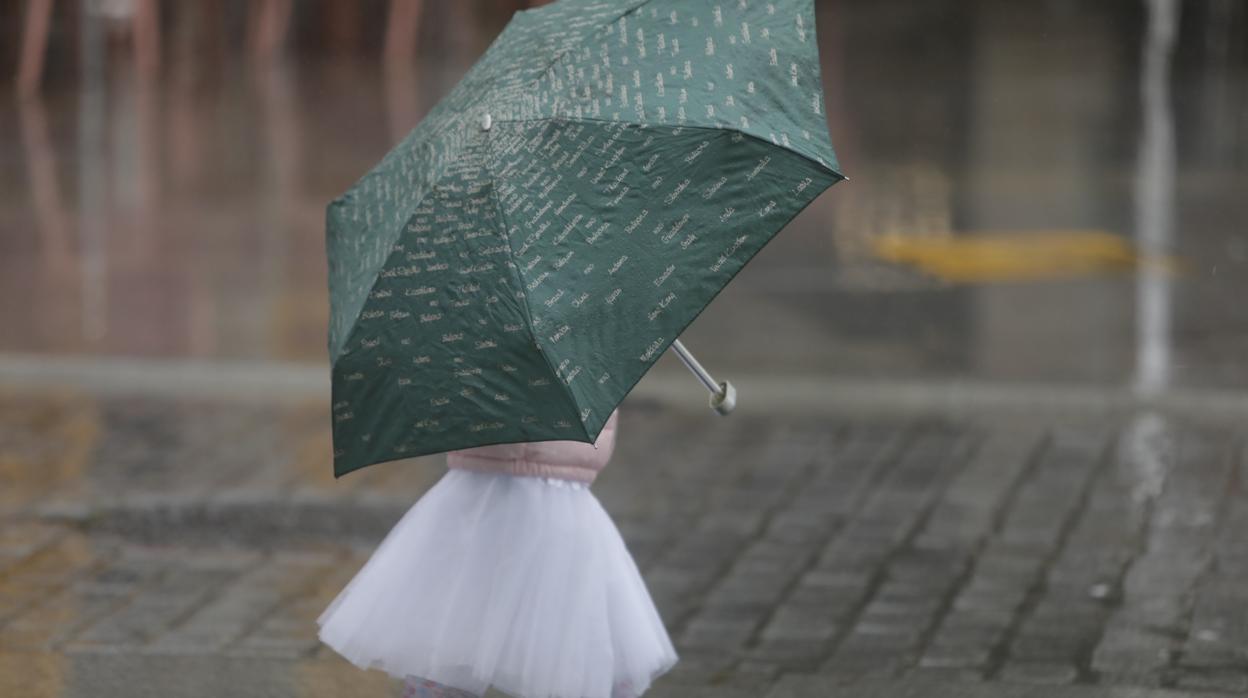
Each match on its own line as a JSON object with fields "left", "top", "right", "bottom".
{"left": 332, "top": 119, "right": 838, "bottom": 476}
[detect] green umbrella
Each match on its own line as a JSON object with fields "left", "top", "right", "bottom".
{"left": 326, "top": 0, "right": 845, "bottom": 477}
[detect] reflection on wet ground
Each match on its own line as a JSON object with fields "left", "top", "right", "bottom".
{"left": 2, "top": 0, "right": 1246, "bottom": 389}
{"left": 3, "top": 393, "right": 1248, "bottom": 696}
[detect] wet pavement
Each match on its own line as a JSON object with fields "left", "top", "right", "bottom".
{"left": 3, "top": 0, "right": 1248, "bottom": 696}
{"left": 3, "top": 394, "right": 1248, "bottom": 697}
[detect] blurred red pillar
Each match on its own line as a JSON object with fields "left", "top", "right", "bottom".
{"left": 133, "top": 0, "right": 161, "bottom": 79}
{"left": 249, "top": 0, "right": 293, "bottom": 63}
{"left": 385, "top": 0, "right": 424, "bottom": 63}
{"left": 16, "top": 0, "right": 54, "bottom": 97}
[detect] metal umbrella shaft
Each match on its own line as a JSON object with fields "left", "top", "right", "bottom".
{"left": 670, "top": 339, "right": 737, "bottom": 415}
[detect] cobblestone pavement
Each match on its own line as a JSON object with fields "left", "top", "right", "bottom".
{"left": 2, "top": 389, "right": 1246, "bottom": 697}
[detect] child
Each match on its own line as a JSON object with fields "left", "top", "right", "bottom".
{"left": 317, "top": 409, "right": 678, "bottom": 698}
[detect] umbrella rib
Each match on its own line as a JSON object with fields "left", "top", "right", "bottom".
{"left": 483, "top": 136, "right": 592, "bottom": 443}
{"left": 329, "top": 142, "right": 475, "bottom": 365}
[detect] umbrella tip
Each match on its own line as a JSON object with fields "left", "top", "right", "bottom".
{"left": 711, "top": 381, "right": 737, "bottom": 416}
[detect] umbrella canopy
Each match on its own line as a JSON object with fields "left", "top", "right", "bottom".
{"left": 327, "top": 0, "right": 845, "bottom": 477}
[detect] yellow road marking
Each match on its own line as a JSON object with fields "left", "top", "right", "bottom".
{"left": 869, "top": 230, "right": 1180, "bottom": 283}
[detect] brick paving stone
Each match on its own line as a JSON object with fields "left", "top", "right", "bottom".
{"left": 952, "top": 587, "right": 1027, "bottom": 614}
{"left": 661, "top": 529, "right": 751, "bottom": 568}
{"left": 1186, "top": 572, "right": 1248, "bottom": 659}
{"left": 65, "top": 551, "right": 258, "bottom": 651}
{"left": 817, "top": 541, "right": 890, "bottom": 574}
{"left": 1000, "top": 661, "right": 1080, "bottom": 685}
{"left": 746, "top": 638, "right": 830, "bottom": 669}
{"left": 651, "top": 596, "right": 696, "bottom": 627}
{"left": 0, "top": 547, "right": 160, "bottom": 649}
{"left": 974, "top": 550, "right": 1048, "bottom": 580}
{"left": 679, "top": 615, "right": 760, "bottom": 652}
{"left": 840, "top": 628, "right": 923, "bottom": 653}
{"left": 0, "top": 521, "right": 66, "bottom": 572}
{"left": 907, "top": 666, "right": 988, "bottom": 684}
{"left": 856, "top": 602, "right": 940, "bottom": 631}
{"left": 929, "top": 621, "right": 1006, "bottom": 647}
{"left": 1174, "top": 670, "right": 1248, "bottom": 693}
{"left": 794, "top": 568, "right": 873, "bottom": 590}
{"left": 650, "top": 651, "right": 735, "bottom": 686}
{"left": 1091, "top": 625, "right": 1173, "bottom": 678}
{"left": 1030, "top": 607, "right": 1108, "bottom": 637}
{"left": 694, "top": 510, "right": 766, "bottom": 538}
{"left": 0, "top": 581, "right": 64, "bottom": 628}
{"left": 703, "top": 572, "right": 796, "bottom": 610}
{"left": 732, "top": 543, "right": 813, "bottom": 577}
{"left": 0, "top": 583, "right": 135, "bottom": 651}
{"left": 157, "top": 553, "right": 338, "bottom": 653}
{"left": 645, "top": 685, "right": 753, "bottom": 698}
{"left": 821, "top": 646, "right": 916, "bottom": 679}
{"left": 1180, "top": 641, "right": 1243, "bottom": 670}
{"left": 919, "top": 644, "right": 993, "bottom": 669}
{"left": 887, "top": 548, "right": 968, "bottom": 584}
{"left": 767, "top": 505, "right": 840, "bottom": 538}
{"left": 759, "top": 604, "right": 840, "bottom": 643}
{"left": 867, "top": 577, "right": 947, "bottom": 605}
{"left": 1011, "top": 632, "right": 1092, "bottom": 663}
{"left": 644, "top": 564, "right": 719, "bottom": 599}
{"left": 732, "top": 659, "right": 782, "bottom": 680}
{"left": 0, "top": 530, "right": 106, "bottom": 621}
{"left": 785, "top": 570, "right": 870, "bottom": 611}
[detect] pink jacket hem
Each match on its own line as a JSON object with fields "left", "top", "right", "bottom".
{"left": 444, "top": 457, "right": 601, "bottom": 484}
{"left": 446, "top": 410, "right": 619, "bottom": 485}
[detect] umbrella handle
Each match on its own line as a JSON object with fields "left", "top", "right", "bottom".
{"left": 669, "top": 339, "right": 737, "bottom": 416}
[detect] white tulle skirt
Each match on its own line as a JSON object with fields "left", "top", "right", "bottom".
{"left": 316, "top": 469, "right": 678, "bottom": 698}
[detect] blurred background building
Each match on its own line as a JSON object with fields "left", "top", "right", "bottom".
{"left": 1, "top": 0, "right": 1245, "bottom": 393}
